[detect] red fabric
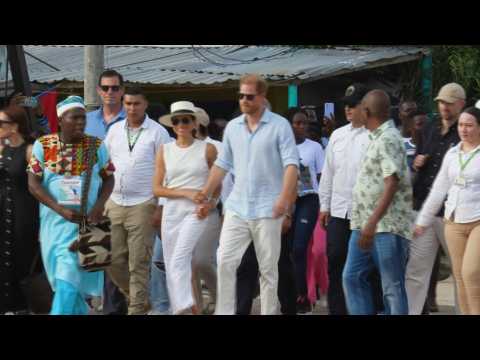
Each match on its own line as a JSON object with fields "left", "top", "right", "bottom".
{"left": 306, "top": 220, "right": 329, "bottom": 304}
{"left": 39, "top": 91, "right": 58, "bottom": 133}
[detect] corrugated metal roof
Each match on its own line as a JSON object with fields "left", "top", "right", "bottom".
{"left": 13, "top": 45, "right": 429, "bottom": 86}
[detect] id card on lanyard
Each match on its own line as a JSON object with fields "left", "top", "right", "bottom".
{"left": 127, "top": 127, "right": 143, "bottom": 167}
{"left": 455, "top": 148, "right": 480, "bottom": 188}
{"left": 58, "top": 176, "right": 82, "bottom": 205}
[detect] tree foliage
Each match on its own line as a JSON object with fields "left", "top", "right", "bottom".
{"left": 432, "top": 45, "right": 480, "bottom": 105}
{"left": 289, "top": 45, "right": 480, "bottom": 107}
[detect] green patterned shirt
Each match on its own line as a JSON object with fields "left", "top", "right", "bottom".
{"left": 351, "top": 120, "right": 414, "bottom": 240}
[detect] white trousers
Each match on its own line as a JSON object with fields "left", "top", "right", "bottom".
{"left": 192, "top": 211, "right": 221, "bottom": 309}
{"left": 405, "top": 212, "right": 458, "bottom": 314}
{"left": 215, "top": 210, "right": 283, "bottom": 315}
{"left": 161, "top": 198, "right": 218, "bottom": 314}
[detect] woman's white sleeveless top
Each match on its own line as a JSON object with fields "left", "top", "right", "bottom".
{"left": 163, "top": 139, "right": 209, "bottom": 191}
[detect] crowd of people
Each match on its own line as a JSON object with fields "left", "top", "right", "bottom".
{"left": 1, "top": 68, "right": 479, "bottom": 315}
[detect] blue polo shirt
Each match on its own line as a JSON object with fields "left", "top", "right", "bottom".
{"left": 85, "top": 106, "right": 127, "bottom": 140}
{"left": 216, "top": 109, "right": 299, "bottom": 220}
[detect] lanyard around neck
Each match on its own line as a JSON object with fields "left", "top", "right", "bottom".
{"left": 127, "top": 127, "right": 143, "bottom": 153}
{"left": 458, "top": 148, "right": 480, "bottom": 172}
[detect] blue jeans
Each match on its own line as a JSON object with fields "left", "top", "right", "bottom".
{"left": 342, "top": 231, "right": 409, "bottom": 315}
{"left": 292, "top": 194, "right": 319, "bottom": 298}
{"left": 149, "top": 235, "right": 170, "bottom": 313}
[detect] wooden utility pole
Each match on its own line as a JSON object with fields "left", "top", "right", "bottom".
{"left": 6, "top": 45, "right": 37, "bottom": 134}
{"left": 84, "top": 45, "right": 104, "bottom": 111}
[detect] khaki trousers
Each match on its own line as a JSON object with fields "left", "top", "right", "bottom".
{"left": 405, "top": 213, "right": 456, "bottom": 314}
{"left": 106, "top": 198, "right": 157, "bottom": 315}
{"left": 444, "top": 219, "right": 480, "bottom": 315}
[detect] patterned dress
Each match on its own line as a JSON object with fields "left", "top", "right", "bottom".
{"left": 27, "top": 134, "right": 115, "bottom": 298}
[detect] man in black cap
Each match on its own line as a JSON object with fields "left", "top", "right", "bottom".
{"left": 318, "top": 83, "right": 383, "bottom": 314}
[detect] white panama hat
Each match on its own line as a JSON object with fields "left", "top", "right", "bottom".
{"left": 159, "top": 101, "right": 199, "bottom": 127}
{"left": 194, "top": 107, "right": 210, "bottom": 127}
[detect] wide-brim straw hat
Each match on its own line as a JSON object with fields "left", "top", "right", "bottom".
{"left": 159, "top": 101, "right": 200, "bottom": 127}
{"left": 194, "top": 107, "right": 210, "bottom": 127}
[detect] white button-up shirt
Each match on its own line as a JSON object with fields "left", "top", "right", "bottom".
{"left": 105, "top": 116, "right": 171, "bottom": 207}
{"left": 318, "top": 123, "right": 370, "bottom": 219}
{"left": 417, "top": 143, "right": 480, "bottom": 227}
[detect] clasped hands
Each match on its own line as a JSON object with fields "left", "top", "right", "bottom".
{"left": 192, "top": 191, "right": 217, "bottom": 220}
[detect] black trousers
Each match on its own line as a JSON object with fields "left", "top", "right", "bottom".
{"left": 326, "top": 216, "right": 383, "bottom": 315}
{"left": 102, "top": 272, "right": 128, "bottom": 315}
{"left": 235, "top": 232, "right": 296, "bottom": 315}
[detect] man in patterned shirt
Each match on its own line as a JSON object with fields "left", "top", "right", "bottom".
{"left": 342, "top": 90, "right": 413, "bottom": 315}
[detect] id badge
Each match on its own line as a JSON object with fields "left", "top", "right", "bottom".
{"left": 454, "top": 175, "right": 466, "bottom": 188}
{"left": 128, "top": 154, "right": 136, "bottom": 167}
{"left": 58, "top": 177, "right": 82, "bottom": 205}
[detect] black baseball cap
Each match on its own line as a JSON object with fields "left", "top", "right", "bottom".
{"left": 342, "top": 83, "right": 370, "bottom": 107}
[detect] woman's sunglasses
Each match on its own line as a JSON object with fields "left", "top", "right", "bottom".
{"left": 172, "top": 117, "right": 193, "bottom": 126}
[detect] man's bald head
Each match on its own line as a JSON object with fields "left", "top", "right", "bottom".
{"left": 362, "top": 90, "right": 391, "bottom": 121}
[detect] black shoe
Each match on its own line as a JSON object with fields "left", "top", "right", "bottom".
{"left": 429, "top": 301, "right": 439, "bottom": 313}
{"left": 296, "top": 296, "right": 312, "bottom": 315}
{"left": 425, "top": 297, "right": 439, "bottom": 313}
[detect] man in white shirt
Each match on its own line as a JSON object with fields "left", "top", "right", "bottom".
{"left": 104, "top": 88, "right": 171, "bottom": 315}
{"left": 318, "top": 83, "right": 382, "bottom": 315}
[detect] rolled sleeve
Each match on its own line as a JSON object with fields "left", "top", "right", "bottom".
{"left": 215, "top": 127, "right": 234, "bottom": 172}
{"left": 278, "top": 122, "right": 299, "bottom": 168}
{"left": 379, "top": 138, "right": 401, "bottom": 178}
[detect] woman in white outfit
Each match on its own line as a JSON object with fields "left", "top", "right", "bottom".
{"left": 414, "top": 106, "right": 480, "bottom": 315}
{"left": 154, "top": 101, "right": 221, "bottom": 315}
{"left": 191, "top": 107, "right": 222, "bottom": 314}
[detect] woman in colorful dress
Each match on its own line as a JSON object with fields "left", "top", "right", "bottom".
{"left": 27, "top": 96, "right": 115, "bottom": 315}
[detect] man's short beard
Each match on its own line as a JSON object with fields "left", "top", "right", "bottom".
{"left": 442, "top": 113, "right": 456, "bottom": 122}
